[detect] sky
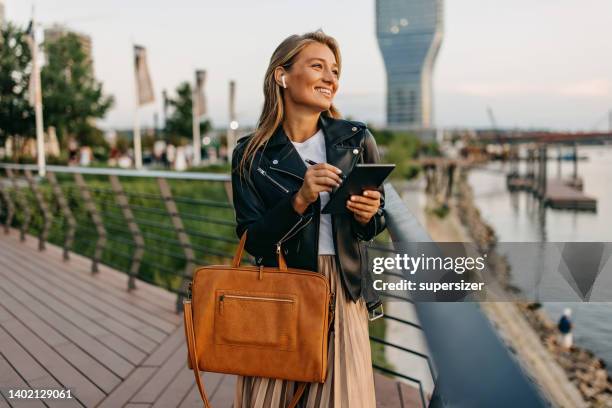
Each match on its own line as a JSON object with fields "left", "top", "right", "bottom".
{"left": 5, "top": 0, "right": 612, "bottom": 131}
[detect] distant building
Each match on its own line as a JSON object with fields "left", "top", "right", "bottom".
{"left": 0, "top": 0, "right": 5, "bottom": 27}
{"left": 44, "top": 24, "right": 93, "bottom": 70}
{"left": 376, "top": 0, "right": 444, "bottom": 129}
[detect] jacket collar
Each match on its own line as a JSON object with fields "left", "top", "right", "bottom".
{"left": 266, "top": 114, "right": 362, "bottom": 149}
{"left": 264, "top": 115, "right": 364, "bottom": 181}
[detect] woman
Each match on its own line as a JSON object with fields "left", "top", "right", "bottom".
{"left": 231, "top": 30, "right": 386, "bottom": 408}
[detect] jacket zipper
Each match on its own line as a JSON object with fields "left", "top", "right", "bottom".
{"left": 257, "top": 167, "right": 289, "bottom": 193}
{"left": 276, "top": 217, "right": 312, "bottom": 255}
{"left": 269, "top": 166, "right": 304, "bottom": 181}
{"left": 219, "top": 294, "right": 294, "bottom": 314}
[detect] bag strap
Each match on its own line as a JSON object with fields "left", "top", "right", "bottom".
{"left": 232, "top": 231, "right": 288, "bottom": 271}
{"left": 183, "top": 300, "right": 306, "bottom": 407}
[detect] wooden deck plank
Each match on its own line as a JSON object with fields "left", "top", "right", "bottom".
{"left": 0, "top": 287, "right": 122, "bottom": 393}
{"left": 0, "top": 244, "right": 171, "bottom": 344}
{"left": 209, "top": 375, "right": 237, "bottom": 406}
{"left": 374, "top": 373, "right": 404, "bottom": 408}
{"left": 150, "top": 366, "right": 197, "bottom": 408}
{"left": 141, "top": 326, "right": 185, "bottom": 367}
{"left": 0, "top": 309, "right": 105, "bottom": 407}
{"left": 398, "top": 381, "right": 425, "bottom": 408}
{"left": 178, "top": 373, "right": 225, "bottom": 408}
{"left": 0, "top": 394, "right": 9, "bottom": 408}
{"left": 0, "top": 326, "right": 53, "bottom": 384}
{"left": 10, "top": 228, "right": 179, "bottom": 316}
{"left": 97, "top": 367, "right": 157, "bottom": 408}
{"left": 130, "top": 342, "right": 190, "bottom": 403}
{"left": 0, "top": 274, "right": 134, "bottom": 379}
{"left": 4, "top": 240, "right": 179, "bottom": 336}
{"left": 0, "top": 290, "right": 65, "bottom": 347}
{"left": 0, "top": 354, "right": 46, "bottom": 408}
{"left": 0, "top": 325, "right": 84, "bottom": 408}
{"left": 0, "top": 266, "right": 147, "bottom": 365}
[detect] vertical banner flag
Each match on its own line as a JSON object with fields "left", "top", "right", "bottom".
{"left": 25, "top": 20, "right": 37, "bottom": 107}
{"left": 194, "top": 70, "right": 207, "bottom": 118}
{"left": 26, "top": 15, "right": 46, "bottom": 176}
{"left": 134, "top": 45, "right": 155, "bottom": 106}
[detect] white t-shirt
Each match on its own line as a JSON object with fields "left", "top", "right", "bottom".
{"left": 291, "top": 129, "right": 335, "bottom": 255}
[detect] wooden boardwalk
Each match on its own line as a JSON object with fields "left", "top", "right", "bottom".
{"left": 0, "top": 230, "right": 424, "bottom": 407}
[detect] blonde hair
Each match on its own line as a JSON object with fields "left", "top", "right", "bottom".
{"left": 237, "top": 30, "right": 342, "bottom": 178}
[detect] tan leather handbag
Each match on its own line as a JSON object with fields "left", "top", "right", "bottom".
{"left": 183, "top": 231, "right": 335, "bottom": 408}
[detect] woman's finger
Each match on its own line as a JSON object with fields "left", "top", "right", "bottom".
{"left": 314, "top": 163, "right": 342, "bottom": 175}
{"left": 347, "top": 201, "right": 377, "bottom": 212}
{"left": 363, "top": 190, "right": 381, "bottom": 199}
{"left": 311, "top": 169, "right": 342, "bottom": 183}
{"left": 350, "top": 195, "right": 379, "bottom": 205}
{"left": 313, "top": 176, "right": 339, "bottom": 187}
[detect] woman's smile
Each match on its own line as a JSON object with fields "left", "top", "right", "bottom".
{"left": 315, "top": 86, "right": 333, "bottom": 98}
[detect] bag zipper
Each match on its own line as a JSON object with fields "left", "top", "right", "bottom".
{"left": 219, "top": 294, "right": 294, "bottom": 314}
{"left": 257, "top": 167, "right": 289, "bottom": 193}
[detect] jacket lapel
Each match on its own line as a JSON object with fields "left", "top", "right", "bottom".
{"left": 266, "top": 126, "right": 308, "bottom": 181}
{"left": 320, "top": 115, "right": 363, "bottom": 175}
{"left": 265, "top": 115, "right": 363, "bottom": 179}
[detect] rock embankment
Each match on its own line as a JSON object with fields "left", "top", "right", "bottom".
{"left": 520, "top": 304, "right": 612, "bottom": 407}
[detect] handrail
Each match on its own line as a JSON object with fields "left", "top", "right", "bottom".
{"left": 0, "top": 163, "right": 231, "bottom": 181}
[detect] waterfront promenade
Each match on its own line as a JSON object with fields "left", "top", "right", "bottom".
{"left": 0, "top": 228, "right": 421, "bottom": 408}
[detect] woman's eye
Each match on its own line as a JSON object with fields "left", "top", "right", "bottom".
{"left": 312, "top": 64, "right": 322, "bottom": 69}
{"left": 333, "top": 71, "right": 339, "bottom": 76}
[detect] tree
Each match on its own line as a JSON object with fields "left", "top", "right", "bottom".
{"left": 165, "top": 81, "right": 211, "bottom": 146}
{"left": 41, "top": 32, "right": 114, "bottom": 146}
{"left": 0, "top": 23, "right": 35, "bottom": 149}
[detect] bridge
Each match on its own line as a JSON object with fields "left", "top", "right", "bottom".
{"left": 475, "top": 130, "right": 612, "bottom": 145}
{"left": 0, "top": 164, "right": 547, "bottom": 407}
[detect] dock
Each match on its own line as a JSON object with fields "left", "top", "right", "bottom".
{"left": 542, "top": 179, "right": 597, "bottom": 211}
{"left": 506, "top": 176, "right": 597, "bottom": 211}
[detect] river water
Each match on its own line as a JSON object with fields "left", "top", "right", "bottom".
{"left": 468, "top": 145, "right": 612, "bottom": 373}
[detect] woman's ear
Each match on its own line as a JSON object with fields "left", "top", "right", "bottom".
{"left": 274, "top": 67, "right": 286, "bottom": 88}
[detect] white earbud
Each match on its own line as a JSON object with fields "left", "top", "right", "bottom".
{"left": 281, "top": 75, "right": 287, "bottom": 89}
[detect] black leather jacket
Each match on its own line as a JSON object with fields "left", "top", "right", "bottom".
{"left": 231, "top": 114, "right": 386, "bottom": 312}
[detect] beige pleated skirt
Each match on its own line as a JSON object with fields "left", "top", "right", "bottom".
{"left": 233, "top": 255, "right": 377, "bottom": 408}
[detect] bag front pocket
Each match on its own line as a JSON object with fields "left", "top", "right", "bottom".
{"left": 214, "top": 291, "right": 298, "bottom": 351}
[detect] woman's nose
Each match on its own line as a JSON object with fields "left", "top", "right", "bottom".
{"left": 322, "top": 70, "right": 337, "bottom": 86}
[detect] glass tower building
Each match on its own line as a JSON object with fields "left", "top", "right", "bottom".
{"left": 376, "top": 0, "right": 443, "bottom": 129}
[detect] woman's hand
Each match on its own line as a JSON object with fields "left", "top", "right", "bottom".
{"left": 346, "top": 190, "right": 381, "bottom": 225}
{"left": 292, "top": 163, "right": 343, "bottom": 214}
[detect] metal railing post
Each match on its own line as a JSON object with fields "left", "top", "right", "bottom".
{"left": 157, "top": 177, "right": 195, "bottom": 313}
{"left": 24, "top": 169, "right": 51, "bottom": 250}
{"left": 47, "top": 172, "right": 76, "bottom": 260}
{"left": 6, "top": 168, "right": 31, "bottom": 241}
{"left": 74, "top": 173, "right": 107, "bottom": 273}
{"left": 109, "top": 175, "right": 144, "bottom": 291}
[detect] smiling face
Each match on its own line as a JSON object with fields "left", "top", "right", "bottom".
{"left": 276, "top": 42, "right": 340, "bottom": 113}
